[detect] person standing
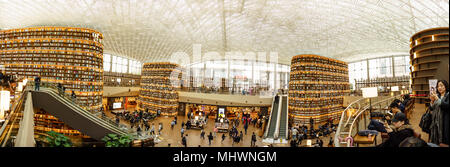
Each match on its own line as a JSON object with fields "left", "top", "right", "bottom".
{"left": 150, "top": 123, "right": 155, "bottom": 136}
{"left": 429, "top": 80, "right": 450, "bottom": 147}
{"left": 208, "top": 132, "right": 214, "bottom": 146}
{"left": 34, "top": 75, "right": 41, "bottom": 91}
{"left": 71, "top": 91, "right": 76, "bottom": 103}
{"left": 251, "top": 132, "right": 257, "bottom": 147}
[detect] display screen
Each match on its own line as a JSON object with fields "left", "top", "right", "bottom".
{"left": 113, "top": 102, "right": 122, "bottom": 109}
{"left": 218, "top": 108, "right": 225, "bottom": 118}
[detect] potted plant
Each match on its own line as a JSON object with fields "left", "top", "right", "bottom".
{"left": 102, "top": 134, "right": 132, "bottom": 147}
{"left": 45, "top": 130, "right": 73, "bottom": 147}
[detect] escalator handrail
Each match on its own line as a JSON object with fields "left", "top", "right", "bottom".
{"left": 40, "top": 88, "right": 129, "bottom": 136}
{"left": 274, "top": 96, "right": 283, "bottom": 139}
{"left": 35, "top": 82, "right": 128, "bottom": 133}
{"left": 280, "top": 96, "right": 288, "bottom": 139}
{"left": 30, "top": 82, "right": 132, "bottom": 136}
{"left": 264, "top": 96, "right": 279, "bottom": 138}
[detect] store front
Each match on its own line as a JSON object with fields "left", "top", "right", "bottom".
{"left": 104, "top": 95, "right": 138, "bottom": 112}
{"left": 183, "top": 103, "right": 269, "bottom": 121}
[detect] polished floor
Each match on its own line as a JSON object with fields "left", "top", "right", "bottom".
{"left": 104, "top": 103, "right": 428, "bottom": 147}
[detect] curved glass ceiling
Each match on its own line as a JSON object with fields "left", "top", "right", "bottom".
{"left": 0, "top": 0, "right": 448, "bottom": 64}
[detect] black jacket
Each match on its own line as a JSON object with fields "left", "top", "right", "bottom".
{"left": 440, "top": 93, "right": 449, "bottom": 144}
{"left": 378, "top": 127, "right": 414, "bottom": 147}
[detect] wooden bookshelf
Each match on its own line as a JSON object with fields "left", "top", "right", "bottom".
{"left": 289, "top": 54, "right": 349, "bottom": 124}
{"left": 410, "top": 27, "right": 449, "bottom": 104}
{"left": 0, "top": 27, "right": 104, "bottom": 112}
{"left": 137, "top": 62, "right": 181, "bottom": 116}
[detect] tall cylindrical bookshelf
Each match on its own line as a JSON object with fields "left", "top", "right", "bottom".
{"left": 0, "top": 27, "right": 104, "bottom": 112}
{"left": 289, "top": 54, "right": 350, "bottom": 124}
{"left": 410, "top": 27, "right": 449, "bottom": 104}
{"left": 137, "top": 62, "right": 181, "bottom": 116}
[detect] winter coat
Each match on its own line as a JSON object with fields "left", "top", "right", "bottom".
{"left": 430, "top": 92, "right": 449, "bottom": 144}
{"left": 378, "top": 124, "right": 414, "bottom": 147}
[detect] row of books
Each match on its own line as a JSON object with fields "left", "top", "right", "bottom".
{"left": 139, "top": 63, "right": 180, "bottom": 115}
{"left": 289, "top": 92, "right": 348, "bottom": 98}
{"left": 291, "top": 54, "right": 347, "bottom": 68}
{"left": 0, "top": 49, "right": 102, "bottom": 58}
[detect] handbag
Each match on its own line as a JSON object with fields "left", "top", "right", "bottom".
{"left": 419, "top": 108, "right": 432, "bottom": 134}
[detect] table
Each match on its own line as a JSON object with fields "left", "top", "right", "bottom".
{"left": 353, "top": 134, "right": 377, "bottom": 147}
{"left": 215, "top": 122, "right": 229, "bottom": 132}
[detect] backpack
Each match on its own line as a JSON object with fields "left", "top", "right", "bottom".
{"left": 419, "top": 108, "right": 432, "bottom": 134}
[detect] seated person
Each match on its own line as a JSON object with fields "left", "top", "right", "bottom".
{"left": 378, "top": 112, "right": 414, "bottom": 147}
{"left": 399, "top": 136, "right": 429, "bottom": 147}
{"left": 368, "top": 119, "right": 388, "bottom": 133}
{"left": 393, "top": 99, "right": 405, "bottom": 113}
{"left": 402, "top": 94, "right": 410, "bottom": 107}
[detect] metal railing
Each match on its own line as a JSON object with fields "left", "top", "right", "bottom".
{"left": 29, "top": 82, "right": 139, "bottom": 138}
{"left": 334, "top": 95, "right": 402, "bottom": 147}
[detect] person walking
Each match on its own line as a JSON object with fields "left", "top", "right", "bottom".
{"left": 158, "top": 123, "right": 163, "bottom": 135}
{"left": 239, "top": 131, "right": 244, "bottom": 141}
{"left": 180, "top": 127, "right": 185, "bottom": 138}
{"left": 208, "top": 132, "right": 214, "bottom": 146}
{"left": 200, "top": 129, "right": 206, "bottom": 140}
{"left": 221, "top": 133, "right": 226, "bottom": 143}
{"left": 244, "top": 122, "right": 248, "bottom": 135}
{"left": 213, "top": 126, "right": 218, "bottom": 137}
{"left": 251, "top": 132, "right": 257, "bottom": 147}
{"left": 182, "top": 135, "right": 187, "bottom": 147}
{"left": 171, "top": 120, "right": 175, "bottom": 129}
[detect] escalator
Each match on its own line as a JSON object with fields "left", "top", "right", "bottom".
{"left": 31, "top": 88, "right": 129, "bottom": 140}
{"left": 264, "top": 95, "right": 280, "bottom": 139}
{"left": 278, "top": 96, "right": 288, "bottom": 139}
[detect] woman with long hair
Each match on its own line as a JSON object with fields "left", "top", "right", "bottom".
{"left": 429, "top": 80, "right": 449, "bottom": 147}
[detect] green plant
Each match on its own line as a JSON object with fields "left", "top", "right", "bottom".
{"left": 45, "top": 131, "right": 73, "bottom": 147}
{"left": 102, "top": 134, "right": 132, "bottom": 147}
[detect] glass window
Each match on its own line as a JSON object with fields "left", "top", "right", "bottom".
{"left": 349, "top": 60, "right": 368, "bottom": 90}
{"left": 394, "top": 56, "right": 410, "bottom": 76}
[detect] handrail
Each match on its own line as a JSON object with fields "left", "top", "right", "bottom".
{"left": 41, "top": 88, "right": 130, "bottom": 136}
{"left": 344, "top": 95, "right": 401, "bottom": 147}
{"left": 283, "top": 96, "right": 289, "bottom": 139}
{"left": 274, "top": 95, "right": 283, "bottom": 139}
{"left": 264, "top": 96, "right": 277, "bottom": 138}
{"left": 0, "top": 86, "right": 28, "bottom": 146}
{"left": 15, "top": 92, "right": 35, "bottom": 147}
{"left": 28, "top": 82, "right": 137, "bottom": 138}
{"left": 334, "top": 97, "right": 364, "bottom": 147}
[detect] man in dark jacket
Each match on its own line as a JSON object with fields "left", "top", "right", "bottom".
{"left": 378, "top": 112, "right": 414, "bottom": 147}
{"left": 34, "top": 75, "right": 41, "bottom": 91}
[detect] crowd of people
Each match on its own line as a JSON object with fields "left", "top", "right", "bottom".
{"left": 289, "top": 118, "right": 337, "bottom": 147}
{"left": 362, "top": 80, "right": 449, "bottom": 147}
